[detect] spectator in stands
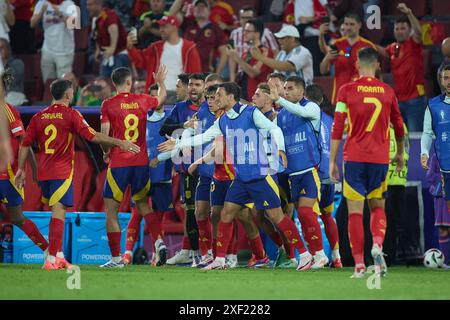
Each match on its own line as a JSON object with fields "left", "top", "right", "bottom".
{"left": 252, "top": 24, "right": 314, "bottom": 85}
{"left": 330, "top": 0, "right": 364, "bottom": 28}
{"left": 127, "top": 15, "right": 202, "bottom": 104}
{"left": 229, "top": 6, "right": 279, "bottom": 82}
{"left": 132, "top": 0, "right": 151, "bottom": 24}
{"left": 294, "top": 0, "right": 332, "bottom": 37}
{"left": 137, "top": 0, "right": 168, "bottom": 49}
{"left": 318, "top": 18, "right": 347, "bottom": 55}
{"left": 226, "top": 19, "right": 274, "bottom": 100}
{"left": 0, "top": 37, "right": 23, "bottom": 95}
{"left": 171, "top": 0, "right": 228, "bottom": 75}
{"left": 103, "top": 0, "right": 133, "bottom": 29}
{"left": 133, "top": 77, "right": 147, "bottom": 94}
{"left": 377, "top": 3, "right": 425, "bottom": 132}
{"left": 9, "top": 0, "right": 35, "bottom": 54}
{"left": 149, "top": 83, "right": 159, "bottom": 96}
{"left": 208, "top": 0, "right": 238, "bottom": 34}
{"left": 76, "top": 77, "right": 112, "bottom": 106}
{"left": 175, "top": 72, "right": 189, "bottom": 102}
{"left": 31, "top": 0, "right": 76, "bottom": 83}
{"left": 87, "top": 0, "right": 130, "bottom": 78}
{"left": 437, "top": 37, "right": 450, "bottom": 92}
{"left": 319, "top": 12, "right": 376, "bottom": 105}
{"left": 61, "top": 72, "right": 80, "bottom": 105}
{"left": 0, "top": 0, "right": 15, "bottom": 42}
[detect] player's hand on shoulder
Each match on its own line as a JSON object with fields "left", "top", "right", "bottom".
{"left": 420, "top": 154, "right": 429, "bottom": 170}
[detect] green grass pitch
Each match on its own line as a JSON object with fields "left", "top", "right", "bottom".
{"left": 1, "top": 264, "right": 449, "bottom": 299}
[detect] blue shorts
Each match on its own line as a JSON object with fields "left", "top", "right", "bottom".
{"left": 289, "top": 169, "right": 321, "bottom": 203}
{"left": 149, "top": 183, "right": 174, "bottom": 212}
{"left": 0, "top": 180, "right": 23, "bottom": 207}
{"left": 319, "top": 183, "right": 335, "bottom": 213}
{"left": 443, "top": 172, "right": 450, "bottom": 202}
{"left": 343, "top": 161, "right": 388, "bottom": 201}
{"left": 277, "top": 173, "right": 293, "bottom": 207}
{"left": 225, "top": 175, "right": 280, "bottom": 210}
{"left": 210, "top": 179, "right": 232, "bottom": 207}
{"left": 104, "top": 166, "right": 150, "bottom": 202}
{"left": 39, "top": 179, "right": 73, "bottom": 207}
{"left": 195, "top": 176, "right": 212, "bottom": 202}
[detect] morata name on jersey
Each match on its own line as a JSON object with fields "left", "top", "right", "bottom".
{"left": 357, "top": 85, "right": 385, "bottom": 93}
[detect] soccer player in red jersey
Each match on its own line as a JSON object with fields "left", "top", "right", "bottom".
{"left": 0, "top": 70, "right": 49, "bottom": 256}
{"left": 15, "top": 79, "right": 140, "bottom": 270}
{"left": 0, "top": 61, "right": 12, "bottom": 171}
{"left": 100, "top": 66, "right": 167, "bottom": 268}
{"left": 329, "top": 48, "right": 405, "bottom": 278}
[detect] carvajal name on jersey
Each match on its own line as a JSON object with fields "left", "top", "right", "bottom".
{"left": 41, "top": 113, "right": 63, "bottom": 120}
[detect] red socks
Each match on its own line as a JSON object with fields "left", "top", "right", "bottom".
{"left": 320, "top": 213, "right": 340, "bottom": 251}
{"left": 348, "top": 213, "right": 364, "bottom": 265}
{"left": 125, "top": 209, "right": 142, "bottom": 252}
{"left": 297, "top": 206, "right": 323, "bottom": 254}
{"left": 226, "top": 220, "right": 238, "bottom": 255}
{"left": 266, "top": 225, "right": 284, "bottom": 247}
{"left": 216, "top": 220, "right": 233, "bottom": 258}
{"left": 370, "top": 207, "right": 387, "bottom": 247}
{"left": 277, "top": 215, "right": 307, "bottom": 254}
{"left": 107, "top": 232, "right": 121, "bottom": 257}
{"left": 20, "top": 219, "right": 48, "bottom": 251}
{"left": 182, "top": 236, "right": 191, "bottom": 250}
{"left": 212, "top": 238, "right": 217, "bottom": 258}
{"left": 144, "top": 212, "right": 164, "bottom": 245}
{"left": 48, "top": 218, "right": 64, "bottom": 256}
{"left": 197, "top": 217, "right": 212, "bottom": 256}
{"left": 248, "top": 235, "right": 266, "bottom": 260}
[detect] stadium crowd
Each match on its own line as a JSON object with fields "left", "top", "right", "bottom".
{"left": 0, "top": 0, "right": 450, "bottom": 275}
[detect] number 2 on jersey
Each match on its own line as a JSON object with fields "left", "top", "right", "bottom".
{"left": 44, "top": 124, "right": 57, "bottom": 154}
{"left": 124, "top": 114, "right": 139, "bottom": 141}
{"left": 364, "top": 97, "right": 382, "bottom": 132}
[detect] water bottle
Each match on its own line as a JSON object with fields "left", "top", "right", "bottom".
{"left": 1, "top": 224, "right": 13, "bottom": 263}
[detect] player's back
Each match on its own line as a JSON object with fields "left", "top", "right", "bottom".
{"left": 340, "top": 76, "right": 400, "bottom": 164}
{"left": 101, "top": 92, "right": 158, "bottom": 168}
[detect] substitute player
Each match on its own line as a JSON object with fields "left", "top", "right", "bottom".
{"left": 330, "top": 47, "right": 405, "bottom": 278}
{"left": 421, "top": 65, "right": 450, "bottom": 267}
{"left": 14, "top": 79, "right": 140, "bottom": 270}
{"left": 100, "top": 66, "right": 167, "bottom": 268}
{"left": 0, "top": 70, "right": 49, "bottom": 257}
{"left": 159, "top": 82, "right": 313, "bottom": 271}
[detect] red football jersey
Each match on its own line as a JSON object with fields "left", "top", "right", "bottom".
{"left": 213, "top": 136, "right": 235, "bottom": 182}
{"left": 22, "top": 104, "right": 96, "bottom": 181}
{"left": 0, "top": 104, "right": 25, "bottom": 180}
{"left": 101, "top": 92, "right": 158, "bottom": 168}
{"left": 331, "top": 76, "right": 405, "bottom": 164}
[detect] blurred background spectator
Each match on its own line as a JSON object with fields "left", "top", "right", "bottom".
{"left": 9, "top": 0, "right": 36, "bottom": 54}
{"left": 76, "top": 77, "right": 112, "bottom": 106}
{"left": 438, "top": 37, "right": 450, "bottom": 92}
{"left": 133, "top": 76, "right": 147, "bottom": 94}
{"left": 208, "top": 0, "right": 238, "bottom": 35}
{"left": 0, "top": 37, "right": 24, "bottom": 96}
{"left": 31, "top": 0, "right": 76, "bottom": 83}
{"left": 0, "top": 0, "right": 15, "bottom": 42}
{"left": 149, "top": 83, "right": 159, "bottom": 96}
{"left": 61, "top": 72, "right": 81, "bottom": 105}
{"left": 137, "top": 0, "right": 169, "bottom": 49}
{"left": 87, "top": 0, "right": 130, "bottom": 78}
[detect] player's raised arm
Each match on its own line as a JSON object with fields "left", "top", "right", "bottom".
{"left": 153, "top": 64, "right": 168, "bottom": 107}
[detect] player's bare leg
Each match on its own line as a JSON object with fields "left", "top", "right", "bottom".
{"left": 8, "top": 205, "right": 48, "bottom": 254}
{"left": 264, "top": 206, "right": 313, "bottom": 271}
{"left": 101, "top": 198, "right": 124, "bottom": 268}
{"left": 368, "top": 198, "right": 388, "bottom": 276}
{"left": 236, "top": 208, "right": 269, "bottom": 268}
{"left": 203, "top": 202, "right": 241, "bottom": 270}
{"left": 296, "top": 197, "right": 328, "bottom": 269}
{"left": 193, "top": 200, "right": 212, "bottom": 266}
{"left": 44, "top": 202, "right": 71, "bottom": 270}
{"left": 347, "top": 199, "right": 366, "bottom": 278}
{"left": 135, "top": 197, "right": 167, "bottom": 266}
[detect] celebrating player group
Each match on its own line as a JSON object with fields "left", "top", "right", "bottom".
{"left": 2, "top": 47, "right": 421, "bottom": 278}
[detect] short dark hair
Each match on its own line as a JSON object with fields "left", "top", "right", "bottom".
{"left": 441, "top": 65, "right": 450, "bottom": 76}
{"left": 257, "top": 82, "right": 270, "bottom": 94}
{"left": 50, "top": 79, "right": 72, "bottom": 100}
{"left": 358, "top": 47, "right": 379, "bottom": 64}
{"left": 149, "top": 84, "right": 159, "bottom": 92}
{"left": 344, "top": 12, "right": 361, "bottom": 24}
{"left": 305, "top": 84, "right": 324, "bottom": 105}
{"left": 205, "top": 73, "right": 224, "bottom": 83}
{"left": 189, "top": 73, "right": 207, "bottom": 82}
{"left": 177, "top": 73, "right": 190, "bottom": 86}
{"left": 267, "top": 72, "right": 286, "bottom": 82}
{"left": 286, "top": 76, "right": 306, "bottom": 89}
{"left": 206, "top": 84, "right": 219, "bottom": 95}
{"left": 240, "top": 6, "right": 256, "bottom": 14}
{"left": 246, "top": 19, "right": 264, "bottom": 39}
{"left": 395, "top": 16, "right": 411, "bottom": 28}
{"left": 111, "top": 67, "right": 132, "bottom": 85}
{"left": 218, "top": 82, "right": 241, "bottom": 101}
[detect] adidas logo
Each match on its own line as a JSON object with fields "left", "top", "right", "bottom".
{"left": 300, "top": 189, "right": 306, "bottom": 194}
{"left": 311, "top": 235, "right": 319, "bottom": 241}
{"left": 292, "top": 238, "right": 298, "bottom": 244}
{"left": 263, "top": 201, "right": 269, "bottom": 206}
